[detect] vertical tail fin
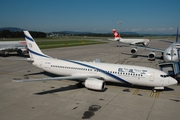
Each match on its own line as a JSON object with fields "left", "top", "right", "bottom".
{"left": 23, "top": 31, "right": 50, "bottom": 59}
{"left": 176, "top": 27, "right": 179, "bottom": 43}
{"left": 112, "top": 29, "right": 120, "bottom": 40}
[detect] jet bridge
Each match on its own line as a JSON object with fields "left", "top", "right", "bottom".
{"left": 159, "top": 62, "right": 180, "bottom": 82}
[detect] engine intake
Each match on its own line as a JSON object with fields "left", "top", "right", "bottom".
{"left": 84, "top": 78, "right": 105, "bottom": 90}
{"left": 131, "top": 48, "right": 137, "bottom": 54}
{"left": 148, "top": 52, "right": 155, "bottom": 60}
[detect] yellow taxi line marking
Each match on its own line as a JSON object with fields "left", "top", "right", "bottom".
{"left": 155, "top": 92, "right": 160, "bottom": 98}
{"left": 133, "top": 89, "right": 139, "bottom": 95}
{"left": 150, "top": 91, "right": 154, "bottom": 97}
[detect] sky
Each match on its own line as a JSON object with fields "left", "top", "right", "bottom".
{"left": 0, "top": 0, "right": 180, "bottom": 34}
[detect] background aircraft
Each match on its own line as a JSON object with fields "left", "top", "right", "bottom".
{"left": 126, "top": 28, "right": 180, "bottom": 62}
{"left": 13, "top": 31, "right": 177, "bottom": 92}
{"left": 109, "top": 29, "right": 150, "bottom": 46}
{"left": 0, "top": 41, "right": 28, "bottom": 56}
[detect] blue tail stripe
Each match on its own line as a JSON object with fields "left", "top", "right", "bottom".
{"left": 64, "top": 59, "right": 131, "bottom": 85}
{"left": 28, "top": 49, "right": 50, "bottom": 58}
{"left": 25, "top": 35, "right": 34, "bottom": 42}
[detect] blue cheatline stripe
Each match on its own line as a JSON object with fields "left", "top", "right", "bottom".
{"left": 28, "top": 49, "right": 50, "bottom": 58}
{"left": 63, "top": 59, "right": 131, "bottom": 85}
{"left": 25, "top": 35, "right": 34, "bottom": 42}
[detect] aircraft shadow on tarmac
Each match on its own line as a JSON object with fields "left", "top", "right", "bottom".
{"left": 34, "top": 83, "right": 85, "bottom": 95}
{"left": 34, "top": 81, "right": 175, "bottom": 95}
{"left": 106, "top": 82, "right": 175, "bottom": 92}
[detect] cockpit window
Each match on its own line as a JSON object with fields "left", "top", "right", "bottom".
{"left": 166, "top": 53, "right": 171, "bottom": 55}
{"left": 160, "top": 75, "right": 170, "bottom": 78}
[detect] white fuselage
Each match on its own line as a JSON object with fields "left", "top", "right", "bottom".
{"left": 0, "top": 41, "right": 26, "bottom": 48}
{"left": 32, "top": 57, "right": 177, "bottom": 87}
{"left": 0, "top": 41, "right": 27, "bottom": 54}
{"left": 120, "top": 38, "right": 150, "bottom": 46}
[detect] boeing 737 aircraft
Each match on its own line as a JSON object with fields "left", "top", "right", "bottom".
{"left": 13, "top": 31, "right": 177, "bottom": 92}
{"left": 109, "top": 29, "right": 150, "bottom": 46}
{"left": 0, "top": 41, "right": 28, "bottom": 56}
{"left": 127, "top": 28, "right": 180, "bottom": 62}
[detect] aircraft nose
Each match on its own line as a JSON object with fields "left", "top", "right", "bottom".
{"left": 163, "top": 55, "right": 171, "bottom": 62}
{"left": 169, "top": 77, "right": 177, "bottom": 85}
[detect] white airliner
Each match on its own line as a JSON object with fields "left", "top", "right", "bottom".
{"left": 128, "top": 28, "right": 180, "bottom": 62}
{"left": 109, "top": 29, "right": 150, "bottom": 46}
{"left": 0, "top": 41, "right": 28, "bottom": 56}
{"left": 13, "top": 31, "right": 177, "bottom": 92}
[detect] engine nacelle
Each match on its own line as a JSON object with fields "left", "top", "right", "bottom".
{"left": 17, "top": 49, "right": 28, "bottom": 55}
{"left": 131, "top": 48, "right": 137, "bottom": 54}
{"left": 148, "top": 52, "right": 156, "bottom": 60}
{"left": 84, "top": 78, "right": 105, "bottom": 90}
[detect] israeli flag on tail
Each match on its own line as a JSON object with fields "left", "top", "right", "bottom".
{"left": 23, "top": 31, "right": 51, "bottom": 60}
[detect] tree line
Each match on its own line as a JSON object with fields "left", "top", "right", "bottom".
{"left": 74, "top": 33, "right": 144, "bottom": 37}
{"left": 0, "top": 30, "right": 46, "bottom": 38}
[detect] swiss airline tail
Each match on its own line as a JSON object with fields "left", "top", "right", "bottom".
{"left": 112, "top": 29, "right": 120, "bottom": 40}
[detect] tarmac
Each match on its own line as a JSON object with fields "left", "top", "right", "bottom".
{"left": 0, "top": 39, "right": 180, "bottom": 120}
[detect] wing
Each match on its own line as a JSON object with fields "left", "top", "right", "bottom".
{"left": 121, "top": 52, "right": 163, "bottom": 59}
{"left": 131, "top": 45, "right": 164, "bottom": 53}
{"left": 13, "top": 75, "right": 102, "bottom": 82}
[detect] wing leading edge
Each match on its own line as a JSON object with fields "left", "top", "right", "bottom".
{"left": 13, "top": 75, "right": 102, "bottom": 82}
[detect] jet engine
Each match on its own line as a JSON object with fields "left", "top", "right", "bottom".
{"left": 17, "top": 49, "right": 28, "bottom": 55}
{"left": 84, "top": 78, "right": 105, "bottom": 90}
{"left": 148, "top": 52, "right": 156, "bottom": 60}
{"left": 131, "top": 48, "right": 137, "bottom": 54}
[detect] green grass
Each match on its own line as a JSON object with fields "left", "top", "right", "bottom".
{"left": 38, "top": 41, "right": 106, "bottom": 49}
{"left": 0, "top": 37, "right": 107, "bottom": 49}
{"left": 36, "top": 40, "right": 106, "bottom": 49}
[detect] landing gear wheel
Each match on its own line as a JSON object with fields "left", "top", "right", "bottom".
{"left": 153, "top": 89, "right": 156, "bottom": 93}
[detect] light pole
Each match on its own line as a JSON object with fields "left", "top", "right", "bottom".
{"left": 118, "top": 21, "right": 122, "bottom": 64}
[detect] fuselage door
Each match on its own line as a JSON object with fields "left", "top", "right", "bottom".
{"left": 149, "top": 72, "right": 154, "bottom": 82}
